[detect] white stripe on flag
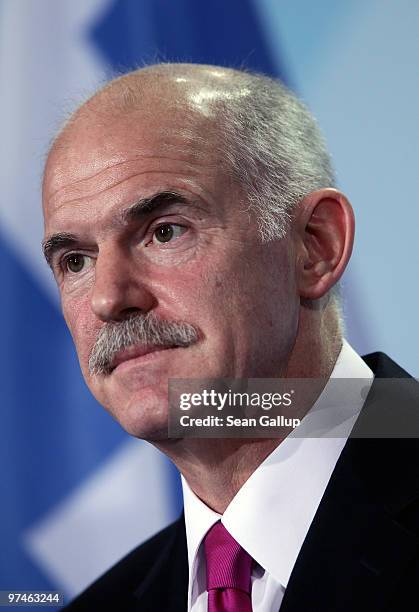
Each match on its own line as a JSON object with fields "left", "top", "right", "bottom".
{"left": 23, "top": 439, "right": 178, "bottom": 596}
{"left": 0, "top": 0, "right": 111, "bottom": 301}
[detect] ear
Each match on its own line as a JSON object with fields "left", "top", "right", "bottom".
{"left": 294, "top": 188, "right": 355, "bottom": 300}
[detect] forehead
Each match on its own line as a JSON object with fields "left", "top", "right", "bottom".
{"left": 42, "top": 99, "right": 230, "bottom": 234}
{"left": 46, "top": 102, "right": 217, "bottom": 194}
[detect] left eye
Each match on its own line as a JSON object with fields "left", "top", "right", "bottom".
{"left": 152, "top": 223, "right": 186, "bottom": 244}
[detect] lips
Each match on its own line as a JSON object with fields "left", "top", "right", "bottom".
{"left": 110, "top": 344, "right": 175, "bottom": 372}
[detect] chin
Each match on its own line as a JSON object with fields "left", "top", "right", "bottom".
{"left": 108, "top": 385, "right": 171, "bottom": 441}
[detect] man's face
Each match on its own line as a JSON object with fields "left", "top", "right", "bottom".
{"left": 42, "top": 98, "right": 300, "bottom": 439}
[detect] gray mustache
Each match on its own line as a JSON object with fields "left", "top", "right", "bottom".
{"left": 88, "top": 312, "right": 199, "bottom": 376}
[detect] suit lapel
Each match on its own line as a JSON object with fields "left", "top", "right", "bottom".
{"left": 280, "top": 440, "right": 419, "bottom": 611}
{"left": 133, "top": 515, "right": 188, "bottom": 612}
{"left": 281, "top": 353, "right": 419, "bottom": 612}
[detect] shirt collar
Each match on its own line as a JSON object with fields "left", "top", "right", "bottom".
{"left": 181, "top": 339, "right": 374, "bottom": 590}
{"left": 182, "top": 473, "right": 221, "bottom": 574}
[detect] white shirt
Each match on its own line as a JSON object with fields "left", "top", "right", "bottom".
{"left": 181, "top": 339, "right": 374, "bottom": 611}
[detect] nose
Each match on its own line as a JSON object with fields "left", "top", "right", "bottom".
{"left": 90, "top": 244, "right": 156, "bottom": 321}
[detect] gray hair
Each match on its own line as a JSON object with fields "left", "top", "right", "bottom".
{"left": 208, "top": 69, "right": 342, "bottom": 314}
{"left": 212, "top": 71, "right": 336, "bottom": 239}
{"left": 89, "top": 311, "right": 199, "bottom": 376}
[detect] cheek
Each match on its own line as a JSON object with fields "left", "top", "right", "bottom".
{"left": 223, "top": 245, "right": 298, "bottom": 344}
{"left": 63, "top": 296, "right": 97, "bottom": 367}
{"left": 257, "top": 251, "right": 298, "bottom": 333}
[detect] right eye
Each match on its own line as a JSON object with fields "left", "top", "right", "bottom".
{"left": 63, "top": 253, "right": 88, "bottom": 274}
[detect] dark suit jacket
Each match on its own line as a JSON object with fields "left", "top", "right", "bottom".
{"left": 65, "top": 352, "right": 419, "bottom": 611}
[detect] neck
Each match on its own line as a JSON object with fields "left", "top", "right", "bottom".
{"left": 154, "top": 301, "right": 343, "bottom": 514}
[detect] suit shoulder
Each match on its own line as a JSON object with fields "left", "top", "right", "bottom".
{"left": 64, "top": 515, "right": 185, "bottom": 610}
{"left": 362, "top": 351, "right": 413, "bottom": 378}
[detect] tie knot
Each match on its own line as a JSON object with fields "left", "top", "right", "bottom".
{"left": 204, "top": 522, "right": 252, "bottom": 594}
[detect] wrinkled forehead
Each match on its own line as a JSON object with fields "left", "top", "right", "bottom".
{"left": 43, "top": 67, "right": 248, "bottom": 189}
{"left": 42, "top": 67, "right": 251, "bottom": 229}
{"left": 44, "top": 103, "right": 219, "bottom": 204}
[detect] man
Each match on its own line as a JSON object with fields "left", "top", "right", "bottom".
{"left": 42, "top": 64, "right": 419, "bottom": 611}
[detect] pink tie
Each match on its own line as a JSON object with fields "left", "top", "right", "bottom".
{"left": 204, "top": 521, "right": 253, "bottom": 612}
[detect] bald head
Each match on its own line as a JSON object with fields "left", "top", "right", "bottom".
{"left": 48, "top": 64, "right": 248, "bottom": 163}
{"left": 45, "top": 62, "right": 336, "bottom": 242}
{"left": 92, "top": 63, "right": 254, "bottom": 114}
{"left": 44, "top": 65, "right": 233, "bottom": 213}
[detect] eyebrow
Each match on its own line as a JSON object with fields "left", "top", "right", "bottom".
{"left": 42, "top": 190, "right": 190, "bottom": 268}
{"left": 118, "top": 190, "right": 189, "bottom": 224}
